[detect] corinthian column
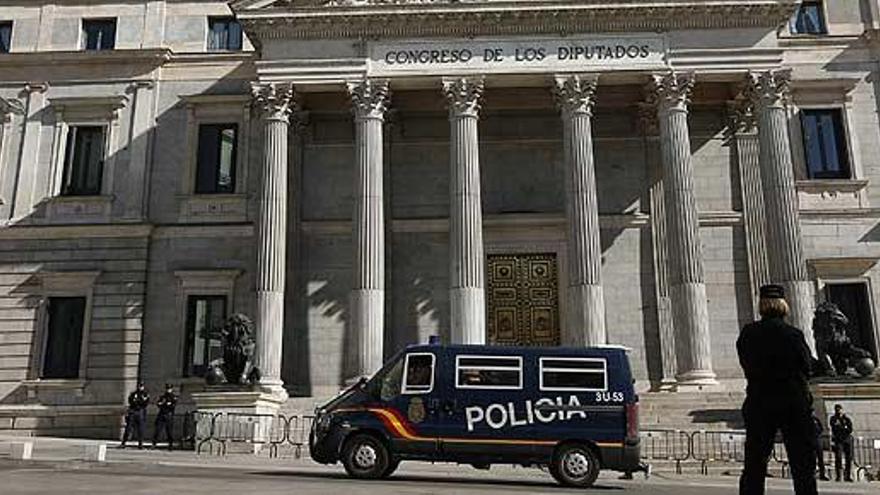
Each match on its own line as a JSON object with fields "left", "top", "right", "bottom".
{"left": 648, "top": 72, "right": 716, "bottom": 386}
{"left": 443, "top": 77, "right": 486, "bottom": 344}
{"left": 746, "top": 70, "right": 815, "bottom": 348}
{"left": 347, "top": 79, "right": 390, "bottom": 376}
{"left": 251, "top": 82, "right": 296, "bottom": 398}
{"left": 554, "top": 74, "right": 606, "bottom": 346}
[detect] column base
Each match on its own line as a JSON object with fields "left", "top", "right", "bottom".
{"left": 675, "top": 370, "right": 721, "bottom": 391}
{"left": 350, "top": 289, "right": 385, "bottom": 376}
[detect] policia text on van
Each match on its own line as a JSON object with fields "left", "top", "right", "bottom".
{"left": 309, "top": 343, "right": 641, "bottom": 488}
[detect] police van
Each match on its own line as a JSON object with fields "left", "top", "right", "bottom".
{"left": 309, "top": 342, "right": 641, "bottom": 487}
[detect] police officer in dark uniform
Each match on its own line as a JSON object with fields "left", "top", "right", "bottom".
{"left": 830, "top": 404, "right": 854, "bottom": 482}
{"left": 121, "top": 382, "right": 150, "bottom": 449}
{"left": 737, "top": 285, "right": 817, "bottom": 495}
{"left": 812, "top": 411, "right": 829, "bottom": 481}
{"left": 153, "top": 383, "right": 178, "bottom": 451}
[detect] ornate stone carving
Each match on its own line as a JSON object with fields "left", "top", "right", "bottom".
{"left": 347, "top": 78, "right": 391, "bottom": 121}
{"left": 725, "top": 100, "right": 757, "bottom": 137}
{"left": 813, "top": 302, "right": 876, "bottom": 378}
{"left": 252, "top": 82, "right": 298, "bottom": 122}
{"left": 647, "top": 71, "right": 695, "bottom": 113}
{"left": 443, "top": 77, "right": 484, "bottom": 118}
{"left": 236, "top": 2, "right": 801, "bottom": 40}
{"left": 744, "top": 69, "right": 792, "bottom": 110}
{"left": 0, "top": 96, "right": 25, "bottom": 117}
{"left": 554, "top": 74, "right": 598, "bottom": 116}
{"left": 205, "top": 313, "right": 261, "bottom": 386}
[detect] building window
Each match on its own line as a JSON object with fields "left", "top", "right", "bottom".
{"left": 183, "top": 295, "right": 227, "bottom": 378}
{"left": 826, "top": 283, "right": 878, "bottom": 361}
{"left": 791, "top": 1, "right": 827, "bottom": 35}
{"left": 0, "top": 21, "right": 12, "bottom": 53}
{"left": 195, "top": 124, "right": 238, "bottom": 194}
{"left": 42, "top": 297, "right": 87, "bottom": 379}
{"left": 801, "top": 109, "right": 851, "bottom": 179}
{"left": 82, "top": 19, "right": 116, "bottom": 51}
{"left": 61, "top": 126, "right": 105, "bottom": 196}
{"left": 207, "top": 17, "right": 242, "bottom": 51}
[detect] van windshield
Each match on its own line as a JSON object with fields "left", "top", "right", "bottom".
{"left": 378, "top": 357, "right": 404, "bottom": 400}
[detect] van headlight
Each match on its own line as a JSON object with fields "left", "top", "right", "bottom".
{"left": 317, "top": 413, "right": 332, "bottom": 431}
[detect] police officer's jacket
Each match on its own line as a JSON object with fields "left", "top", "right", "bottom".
{"left": 127, "top": 390, "right": 150, "bottom": 412}
{"left": 736, "top": 316, "right": 812, "bottom": 401}
{"left": 156, "top": 392, "right": 178, "bottom": 417}
{"left": 830, "top": 414, "right": 853, "bottom": 443}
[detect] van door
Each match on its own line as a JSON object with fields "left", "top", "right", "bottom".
{"left": 439, "top": 353, "right": 536, "bottom": 462}
{"left": 380, "top": 351, "right": 444, "bottom": 459}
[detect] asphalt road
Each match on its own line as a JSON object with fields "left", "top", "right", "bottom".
{"left": 1, "top": 460, "right": 875, "bottom": 495}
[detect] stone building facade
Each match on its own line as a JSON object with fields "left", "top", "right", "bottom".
{"left": 1, "top": 0, "right": 880, "bottom": 436}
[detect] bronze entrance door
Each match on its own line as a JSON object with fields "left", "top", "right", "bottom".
{"left": 486, "top": 253, "right": 560, "bottom": 346}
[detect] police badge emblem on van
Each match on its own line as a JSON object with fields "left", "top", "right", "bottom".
{"left": 408, "top": 397, "right": 426, "bottom": 424}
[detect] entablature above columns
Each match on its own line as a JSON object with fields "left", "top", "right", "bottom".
{"left": 233, "top": 1, "right": 799, "bottom": 42}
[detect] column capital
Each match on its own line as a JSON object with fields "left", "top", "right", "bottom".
{"left": 347, "top": 78, "right": 391, "bottom": 121}
{"left": 726, "top": 100, "right": 757, "bottom": 137}
{"left": 0, "top": 96, "right": 25, "bottom": 117}
{"left": 251, "top": 82, "right": 298, "bottom": 123}
{"left": 744, "top": 69, "right": 792, "bottom": 110}
{"left": 554, "top": 74, "right": 598, "bottom": 117}
{"left": 443, "top": 77, "right": 485, "bottom": 118}
{"left": 647, "top": 71, "right": 695, "bottom": 114}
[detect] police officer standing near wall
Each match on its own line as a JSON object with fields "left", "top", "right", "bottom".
{"left": 830, "top": 404, "right": 854, "bottom": 482}
{"left": 737, "top": 285, "right": 817, "bottom": 495}
{"left": 120, "top": 382, "right": 150, "bottom": 449}
{"left": 812, "top": 412, "right": 829, "bottom": 481}
{"left": 153, "top": 383, "right": 178, "bottom": 451}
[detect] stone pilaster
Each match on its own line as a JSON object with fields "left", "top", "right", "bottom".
{"left": 745, "top": 70, "right": 815, "bottom": 348}
{"left": 443, "top": 77, "right": 486, "bottom": 344}
{"left": 251, "top": 82, "right": 296, "bottom": 398}
{"left": 647, "top": 72, "right": 716, "bottom": 386}
{"left": 727, "top": 102, "right": 770, "bottom": 318}
{"left": 347, "top": 79, "right": 390, "bottom": 376}
{"left": 554, "top": 74, "right": 606, "bottom": 347}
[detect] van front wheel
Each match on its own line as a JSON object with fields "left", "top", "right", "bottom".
{"left": 550, "top": 443, "right": 600, "bottom": 488}
{"left": 342, "top": 434, "right": 390, "bottom": 480}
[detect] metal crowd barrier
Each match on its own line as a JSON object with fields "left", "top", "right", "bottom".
{"left": 691, "top": 430, "right": 746, "bottom": 475}
{"left": 639, "top": 429, "right": 692, "bottom": 474}
{"left": 190, "top": 414, "right": 878, "bottom": 480}
{"left": 195, "top": 412, "right": 315, "bottom": 458}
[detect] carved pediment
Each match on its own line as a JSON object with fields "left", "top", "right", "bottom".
{"left": 232, "top": 1, "right": 801, "bottom": 40}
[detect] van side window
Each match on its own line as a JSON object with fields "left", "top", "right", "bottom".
{"left": 455, "top": 355, "right": 522, "bottom": 390}
{"left": 539, "top": 357, "right": 607, "bottom": 392}
{"left": 402, "top": 353, "right": 435, "bottom": 394}
{"left": 379, "top": 358, "right": 404, "bottom": 401}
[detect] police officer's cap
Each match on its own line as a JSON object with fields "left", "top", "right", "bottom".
{"left": 759, "top": 284, "right": 785, "bottom": 299}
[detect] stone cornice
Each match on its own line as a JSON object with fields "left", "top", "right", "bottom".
{"left": 235, "top": 1, "right": 800, "bottom": 41}
{"left": 0, "top": 49, "right": 172, "bottom": 68}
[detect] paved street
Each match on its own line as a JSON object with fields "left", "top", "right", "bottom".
{"left": 1, "top": 458, "right": 876, "bottom": 495}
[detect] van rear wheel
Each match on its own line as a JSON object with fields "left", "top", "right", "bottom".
{"left": 342, "top": 434, "right": 390, "bottom": 480}
{"left": 550, "top": 443, "right": 600, "bottom": 488}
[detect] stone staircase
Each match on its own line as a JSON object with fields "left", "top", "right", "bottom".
{"left": 639, "top": 390, "right": 746, "bottom": 431}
